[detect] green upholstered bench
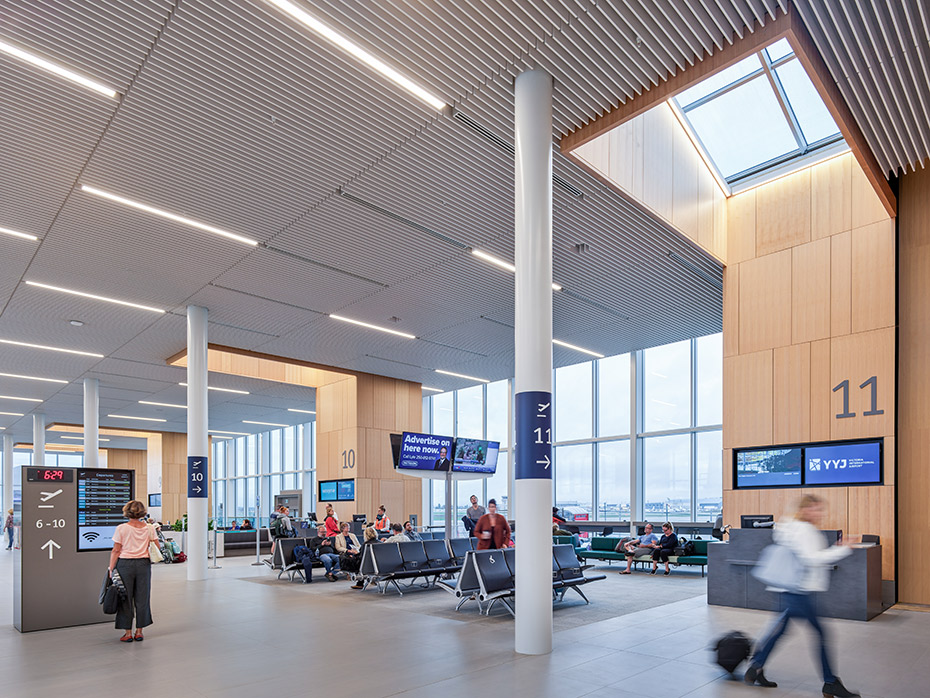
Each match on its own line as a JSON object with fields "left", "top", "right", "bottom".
{"left": 553, "top": 534, "right": 582, "bottom": 552}
{"left": 576, "top": 536, "right": 626, "bottom": 564}
{"left": 669, "top": 538, "right": 709, "bottom": 577}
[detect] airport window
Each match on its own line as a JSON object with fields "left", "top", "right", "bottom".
{"left": 431, "top": 391, "right": 453, "bottom": 435}
{"left": 643, "top": 433, "right": 692, "bottom": 522}
{"left": 554, "top": 443, "right": 594, "bottom": 518}
{"left": 486, "top": 379, "right": 510, "bottom": 447}
{"left": 696, "top": 333, "right": 723, "bottom": 427}
{"left": 456, "top": 384, "right": 483, "bottom": 439}
{"left": 596, "top": 440, "right": 630, "bottom": 520}
{"left": 673, "top": 38, "right": 845, "bottom": 188}
{"left": 644, "top": 339, "right": 691, "bottom": 432}
{"left": 696, "top": 430, "right": 724, "bottom": 521}
{"left": 597, "top": 352, "right": 631, "bottom": 437}
{"left": 555, "top": 361, "right": 593, "bottom": 441}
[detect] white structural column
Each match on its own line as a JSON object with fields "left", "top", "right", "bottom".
{"left": 513, "top": 68, "right": 554, "bottom": 655}
{"left": 83, "top": 377, "right": 100, "bottom": 468}
{"left": 187, "top": 305, "right": 209, "bottom": 581}
{"left": 33, "top": 413, "right": 46, "bottom": 467}
{"left": 2, "top": 433, "right": 13, "bottom": 520}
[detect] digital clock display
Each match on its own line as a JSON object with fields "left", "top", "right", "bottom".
{"left": 26, "top": 468, "right": 74, "bottom": 483}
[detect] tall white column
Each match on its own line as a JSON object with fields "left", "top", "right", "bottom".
{"left": 83, "top": 377, "right": 100, "bottom": 468}
{"left": 187, "top": 305, "right": 209, "bottom": 581}
{"left": 513, "top": 68, "right": 554, "bottom": 655}
{"left": 33, "top": 413, "right": 46, "bottom": 467}
{"left": 2, "top": 433, "right": 13, "bottom": 521}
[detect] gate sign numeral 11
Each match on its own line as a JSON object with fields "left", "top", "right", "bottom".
{"left": 833, "top": 376, "right": 884, "bottom": 419}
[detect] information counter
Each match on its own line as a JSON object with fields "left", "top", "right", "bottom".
{"left": 707, "top": 528, "right": 883, "bottom": 621}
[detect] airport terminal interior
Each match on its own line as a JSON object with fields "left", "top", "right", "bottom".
{"left": 2, "top": 1, "right": 930, "bottom": 697}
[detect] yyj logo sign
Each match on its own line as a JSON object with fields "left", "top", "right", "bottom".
{"left": 808, "top": 458, "right": 849, "bottom": 471}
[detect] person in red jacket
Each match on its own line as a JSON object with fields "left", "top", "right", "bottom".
{"left": 324, "top": 504, "right": 340, "bottom": 537}
{"left": 474, "top": 499, "right": 511, "bottom": 550}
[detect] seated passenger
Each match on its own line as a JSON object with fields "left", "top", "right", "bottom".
{"left": 336, "top": 522, "right": 363, "bottom": 577}
{"left": 620, "top": 523, "right": 660, "bottom": 574}
{"left": 650, "top": 522, "right": 679, "bottom": 576}
{"left": 293, "top": 543, "right": 316, "bottom": 584}
{"left": 403, "top": 521, "right": 422, "bottom": 541}
{"left": 552, "top": 523, "right": 572, "bottom": 536}
{"left": 385, "top": 523, "right": 407, "bottom": 544}
{"left": 361, "top": 525, "right": 380, "bottom": 546}
{"left": 240, "top": 519, "right": 253, "bottom": 530}
{"left": 311, "top": 525, "right": 341, "bottom": 581}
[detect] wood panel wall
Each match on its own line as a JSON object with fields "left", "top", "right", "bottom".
{"left": 106, "top": 448, "right": 148, "bottom": 508}
{"left": 897, "top": 164, "right": 930, "bottom": 604}
{"left": 570, "top": 101, "right": 727, "bottom": 261}
{"left": 723, "top": 152, "right": 896, "bottom": 582}
{"left": 316, "top": 373, "right": 422, "bottom": 524}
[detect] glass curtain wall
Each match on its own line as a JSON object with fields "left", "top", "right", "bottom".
{"left": 421, "top": 332, "right": 723, "bottom": 526}
{"left": 211, "top": 422, "right": 315, "bottom": 528}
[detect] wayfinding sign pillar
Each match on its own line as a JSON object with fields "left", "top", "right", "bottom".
{"left": 13, "top": 466, "right": 134, "bottom": 632}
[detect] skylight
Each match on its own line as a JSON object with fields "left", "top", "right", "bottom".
{"left": 673, "top": 38, "right": 846, "bottom": 190}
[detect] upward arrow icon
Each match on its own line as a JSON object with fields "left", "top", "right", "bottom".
{"left": 41, "top": 539, "right": 61, "bottom": 560}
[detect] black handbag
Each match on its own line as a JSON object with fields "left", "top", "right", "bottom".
{"left": 100, "top": 571, "right": 120, "bottom": 614}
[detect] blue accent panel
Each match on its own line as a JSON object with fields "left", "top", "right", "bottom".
{"left": 515, "top": 390, "right": 552, "bottom": 480}
{"left": 187, "top": 456, "right": 208, "bottom": 498}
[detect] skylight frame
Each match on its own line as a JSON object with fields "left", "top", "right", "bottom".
{"left": 673, "top": 40, "right": 846, "bottom": 191}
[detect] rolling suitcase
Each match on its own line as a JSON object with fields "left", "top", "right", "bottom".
{"left": 714, "top": 631, "right": 751, "bottom": 674}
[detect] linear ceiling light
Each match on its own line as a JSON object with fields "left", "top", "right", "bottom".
{"left": 329, "top": 314, "right": 416, "bottom": 339}
{"left": 139, "top": 400, "right": 186, "bottom": 409}
{"left": 0, "top": 38, "right": 118, "bottom": 98}
{"left": 0, "top": 371, "right": 68, "bottom": 384}
{"left": 267, "top": 0, "right": 446, "bottom": 111}
{"left": 25, "top": 280, "right": 165, "bottom": 314}
{"left": 435, "top": 369, "right": 490, "bottom": 384}
{"left": 60, "top": 435, "right": 110, "bottom": 442}
{"left": 0, "top": 411, "right": 25, "bottom": 417}
{"left": 80, "top": 185, "right": 258, "bottom": 246}
{"left": 179, "top": 382, "right": 250, "bottom": 395}
{"left": 287, "top": 408, "right": 316, "bottom": 414}
{"left": 0, "top": 226, "right": 38, "bottom": 241}
{"left": 471, "top": 250, "right": 563, "bottom": 291}
{"left": 107, "top": 414, "right": 167, "bottom": 423}
{"left": 0, "top": 394, "right": 43, "bottom": 403}
{"left": 211, "top": 435, "right": 232, "bottom": 439}
{"left": 209, "top": 429, "right": 250, "bottom": 436}
{"left": 552, "top": 339, "right": 605, "bottom": 358}
{"left": 421, "top": 386, "right": 443, "bottom": 393}
{"left": 0, "top": 338, "right": 104, "bottom": 358}
{"left": 243, "top": 420, "right": 289, "bottom": 428}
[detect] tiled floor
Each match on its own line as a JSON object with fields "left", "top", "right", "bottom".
{"left": 0, "top": 551, "right": 923, "bottom": 698}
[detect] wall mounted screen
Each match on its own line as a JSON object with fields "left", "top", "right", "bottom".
{"left": 805, "top": 440, "right": 882, "bottom": 486}
{"left": 397, "top": 432, "right": 454, "bottom": 472}
{"left": 452, "top": 438, "right": 500, "bottom": 474}
{"left": 735, "top": 448, "right": 802, "bottom": 488}
{"left": 319, "top": 481, "right": 338, "bottom": 502}
{"left": 319, "top": 479, "right": 355, "bottom": 502}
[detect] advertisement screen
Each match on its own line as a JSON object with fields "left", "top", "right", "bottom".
{"left": 337, "top": 480, "right": 355, "bottom": 501}
{"left": 451, "top": 438, "right": 500, "bottom": 474}
{"left": 397, "top": 432, "right": 454, "bottom": 472}
{"left": 319, "top": 481, "right": 338, "bottom": 502}
{"left": 805, "top": 441, "right": 881, "bottom": 486}
{"left": 735, "top": 448, "right": 802, "bottom": 488}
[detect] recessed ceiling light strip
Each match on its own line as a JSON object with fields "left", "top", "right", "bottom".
{"left": 0, "top": 395, "right": 43, "bottom": 403}
{"left": 243, "top": 420, "right": 289, "bottom": 428}
{"left": 60, "top": 435, "right": 110, "bottom": 442}
{"left": 471, "top": 249, "right": 562, "bottom": 291}
{"left": 0, "top": 226, "right": 38, "bottom": 241}
{"left": 0, "top": 38, "right": 119, "bottom": 98}
{"left": 435, "top": 369, "right": 489, "bottom": 383}
{"left": 0, "top": 372, "right": 68, "bottom": 384}
{"left": 179, "top": 382, "right": 249, "bottom": 395}
{"left": 330, "top": 314, "right": 416, "bottom": 339}
{"left": 287, "top": 408, "right": 316, "bottom": 414}
{"left": 80, "top": 186, "right": 258, "bottom": 246}
{"left": 421, "top": 386, "right": 443, "bottom": 393}
{"left": 0, "top": 411, "right": 25, "bottom": 417}
{"left": 0, "top": 338, "right": 104, "bottom": 358}
{"left": 209, "top": 430, "right": 250, "bottom": 436}
{"left": 267, "top": 0, "right": 446, "bottom": 111}
{"left": 107, "top": 414, "right": 167, "bottom": 423}
{"left": 552, "top": 339, "right": 605, "bottom": 358}
{"left": 25, "top": 281, "right": 165, "bottom": 313}
{"left": 139, "top": 401, "right": 187, "bottom": 409}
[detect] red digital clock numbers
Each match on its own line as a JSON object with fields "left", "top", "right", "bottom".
{"left": 43, "top": 470, "right": 65, "bottom": 481}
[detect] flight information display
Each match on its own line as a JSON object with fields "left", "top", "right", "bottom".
{"left": 77, "top": 469, "right": 133, "bottom": 552}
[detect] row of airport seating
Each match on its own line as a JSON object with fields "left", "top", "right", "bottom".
{"left": 436, "top": 544, "right": 606, "bottom": 617}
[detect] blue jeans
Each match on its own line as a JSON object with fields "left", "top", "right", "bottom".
{"left": 318, "top": 553, "right": 340, "bottom": 574}
{"left": 5, "top": 527, "right": 12, "bottom": 548}
{"left": 751, "top": 592, "right": 835, "bottom": 683}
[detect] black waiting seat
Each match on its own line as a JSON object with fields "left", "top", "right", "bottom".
{"left": 448, "top": 538, "right": 472, "bottom": 564}
{"left": 441, "top": 550, "right": 482, "bottom": 611}
{"left": 552, "top": 543, "right": 606, "bottom": 603}
{"left": 473, "top": 549, "right": 515, "bottom": 616}
{"left": 469, "top": 537, "right": 478, "bottom": 550}
{"left": 424, "top": 539, "right": 459, "bottom": 574}
{"left": 398, "top": 541, "right": 430, "bottom": 572}
{"left": 370, "top": 543, "right": 422, "bottom": 595}
{"left": 502, "top": 547, "right": 516, "bottom": 581}
{"left": 273, "top": 537, "right": 309, "bottom": 581}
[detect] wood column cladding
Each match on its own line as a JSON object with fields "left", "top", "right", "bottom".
{"left": 723, "top": 152, "right": 896, "bottom": 584}
{"left": 897, "top": 164, "right": 930, "bottom": 604}
{"left": 167, "top": 345, "right": 422, "bottom": 524}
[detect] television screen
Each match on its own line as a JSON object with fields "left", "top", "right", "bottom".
{"left": 148, "top": 493, "right": 161, "bottom": 507}
{"left": 452, "top": 438, "right": 500, "bottom": 474}
{"left": 337, "top": 479, "right": 355, "bottom": 501}
{"left": 735, "top": 448, "right": 802, "bottom": 488}
{"left": 319, "top": 481, "right": 338, "bottom": 502}
{"left": 397, "top": 432, "right": 454, "bottom": 472}
{"left": 805, "top": 440, "right": 881, "bottom": 486}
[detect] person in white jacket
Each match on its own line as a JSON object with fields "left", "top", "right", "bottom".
{"left": 744, "top": 494, "right": 860, "bottom": 698}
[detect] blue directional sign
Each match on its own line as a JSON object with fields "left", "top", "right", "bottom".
{"left": 515, "top": 390, "right": 552, "bottom": 480}
{"left": 188, "top": 456, "right": 208, "bottom": 498}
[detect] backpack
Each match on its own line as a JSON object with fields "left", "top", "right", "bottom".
{"left": 272, "top": 517, "right": 295, "bottom": 539}
{"left": 714, "top": 631, "right": 752, "bottom": 673}
{"left": 683, "top": 540, "right": 696, "bottom": 556}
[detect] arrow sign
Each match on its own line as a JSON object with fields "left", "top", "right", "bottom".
{"left": 516, "top": 390, "right": 552, "bottom": 480}
{"left": 536, "top": 455, "right": 551, "bottom": 469}
{"left": 188, "top": 456, "right": 208, "bottom": 498}
{"left": 41, "top": 539, "right": 61, "bottom": 560}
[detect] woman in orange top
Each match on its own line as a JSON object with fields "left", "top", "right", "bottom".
{"left": 373, "top": 505, "right": 390, "bottom": 532}
{"left": 108, "top": 500, "right": 158, "bottom": 642}
{"left": 474, "top": 499, "right": 511, "bottom": 550}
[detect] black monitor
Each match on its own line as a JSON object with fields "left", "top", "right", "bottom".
{"left": 307, "top": 512, "right": 317, "bottom": 522}
{"left": 352, "top": 514, "right": 367, "bottom": 523}
{"left": 741, "top": 514, "right": 774, "bottom": 529}
{"left": 148, "top": 493, "right": 161, "bottom": 507}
